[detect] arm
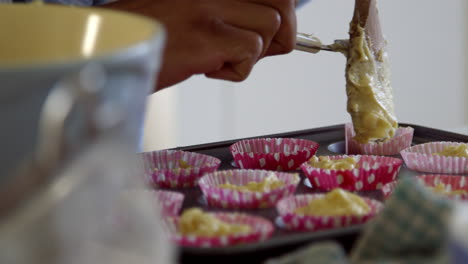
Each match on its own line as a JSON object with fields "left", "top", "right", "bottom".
{"left": 102, "top": 0, "right": 298, "bottom": 91}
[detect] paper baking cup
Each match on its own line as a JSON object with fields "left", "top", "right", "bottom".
{"left": 199, "top": 169, "right": 300, "bottom": 209}
{"left": 401, "top": 142, "right": 468, "bottom": 174}
{"left": 382, "top": 174, "right": 468, "bottom": 200}
{"left": 345, "top": 123, "right": 414, "bottom": 155}
{"left": 381, "top": 181, "right": 398, "bottom": 199}
{"left": 155, "top": 190, "right": 184, "bottom": 216}
{"left": 141, "top": 150, "right": 221, "bottom": 188}
{"left": 230, "top": 138, "right": 319, "bottom": 171}
{"left": 276, "top": 194, "right": 383, "bottom": 231}
{"left": 300, "top": 155, "right": 402, "bottom": 191}
{"left": 164, "top": 212, "right": 274, "bottom": 247}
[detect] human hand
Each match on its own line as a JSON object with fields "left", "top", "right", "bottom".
{"left": 105, "top": 0, "right": 298, "bottom": 90}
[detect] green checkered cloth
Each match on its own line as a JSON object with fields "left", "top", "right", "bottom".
{"left": 265, "top": 178, "right": 453, "bottom": 264}
{"left": 265, "top": 242, "right": 350, "bottom": 264}
{"left": 351, "top": 177, "right": 452, "bottom": 264}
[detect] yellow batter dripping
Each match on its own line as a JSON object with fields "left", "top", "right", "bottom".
{"left": 346, "top": 25, "right": 398, "bottom": 143}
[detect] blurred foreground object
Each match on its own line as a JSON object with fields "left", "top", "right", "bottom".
{"left": 449, "top": 202, "right": 468, "bottom": 263}
{"left": 0, "top": 3, "right": 173, "bottom": 264}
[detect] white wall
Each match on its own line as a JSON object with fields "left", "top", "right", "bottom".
{"left": 143, "top": 0, "right": 467, "bottom": 151}
{"left": 380, "top": 0, "right": 466, "bottom": 129}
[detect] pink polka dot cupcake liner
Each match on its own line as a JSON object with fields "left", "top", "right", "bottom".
{"left": 276, "top": 194, "right": 383, "bottom": 231}
{"left": 155, "top": 190, "right": 185, "bottom": 216}
{"left": 199, "top": 169, "right": 300, "bottom": 209}
{"left": 141, "top": 150, "right": 221, "bottom": 188}
{"left": 400, "top": 141, "right": 468, "bottom": 174}
{"left": 230, "top": 138, "right": 319, "bottom": 171}
{"left": 300, "top": 155, "right": 403, "bottom": 191}
{"left": 382, "top": 174, "right": 468, "bottom": 200}
{"left": 381, "top": 181, "right": 398, "bottom": 200}
{"left": 345, "top": 123, "right": 414, "bottom": 155}
{"left": 164, "top": 212, "right": 274, "bottom": 248}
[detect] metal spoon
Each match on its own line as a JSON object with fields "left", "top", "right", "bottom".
{"left": 295, "top": 33, "right": 348, "bottom": 53}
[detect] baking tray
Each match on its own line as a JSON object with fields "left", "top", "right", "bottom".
{"left": 167, "top": 123, "right": 468, "bottom": 263}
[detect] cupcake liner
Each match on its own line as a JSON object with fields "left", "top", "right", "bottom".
{"left": 381, "top": 181, "right": 398, "bottom": 199}
{"left": 276, "top": 194, "right": 383, "bottom": 231}
{"left": 155, "top": 190, "right": 185, "bottom": 216}
{"left": 382, "top": 174, "right": 468, "bottom": 200}
{"left": 400, "top": 142, "right": 468, "bottom": 174}
{"left": 199, "top": 169, "right": 300, "bottom": 209}
{"left": 300, "top": 155, "right": 403, "bottom": 191}
{"left": 164, "top": 212, "right": 274, "bottom": 247}
{"left": 122, "top": 190, "right": 184, "bottom": 217}
{"left": 141, "top": 150, "right": 221, "bottom": 188}
{"left": 345, "top": 123, "right": 414, "bottom": 155}
{"left": 230, "top": 138, "right": 319, "bottom": 171}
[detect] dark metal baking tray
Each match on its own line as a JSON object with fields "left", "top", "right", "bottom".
{"left": 167, "top": 123, "right": 468, "bottom": 263}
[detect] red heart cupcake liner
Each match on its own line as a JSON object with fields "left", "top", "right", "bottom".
{"left": 164, "top": 212, "right": 274, "bottom": 247}
{"left": 230, "top": 138, "right": 319, "bottom": 171}
{"left": 400, "top": 142, "right": 468, "bottom": 174}
{"left": 345, "top": 123, "right": 414, "bottom": 155}
{"left": 300, "top": 155, "right": 403, "bottom": 191}
{"left": 141, "top": 150, "right": 221, "bottom": 188}
{"left": 276, "top": 194, "right": 383, "bottom": 231}
{"left": 199, "top": 169, "right": 300, "bottom": 209}
{"left": 382, "top": 174, "right": 468, "bottom": 200}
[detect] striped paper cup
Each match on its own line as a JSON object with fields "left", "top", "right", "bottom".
{"left": 155, "top": 190, "right": 185, "bottom": 216}
{"left": 199, "top": 169, "right": 300, "bottom": 209}
{"left": 141, "top": 150, "right": 221, "bottom": 188}
{"left": 401, "top": 142, "right": 468, "bottom": 174}
{"left": 230, "top": 138, "right": 319, "bottom": 171}
{"left": 346, "top": 123, "right": 414, "bottom": 155}
{"left": 164, "top": 212, "right": 274, "bottom": 247}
